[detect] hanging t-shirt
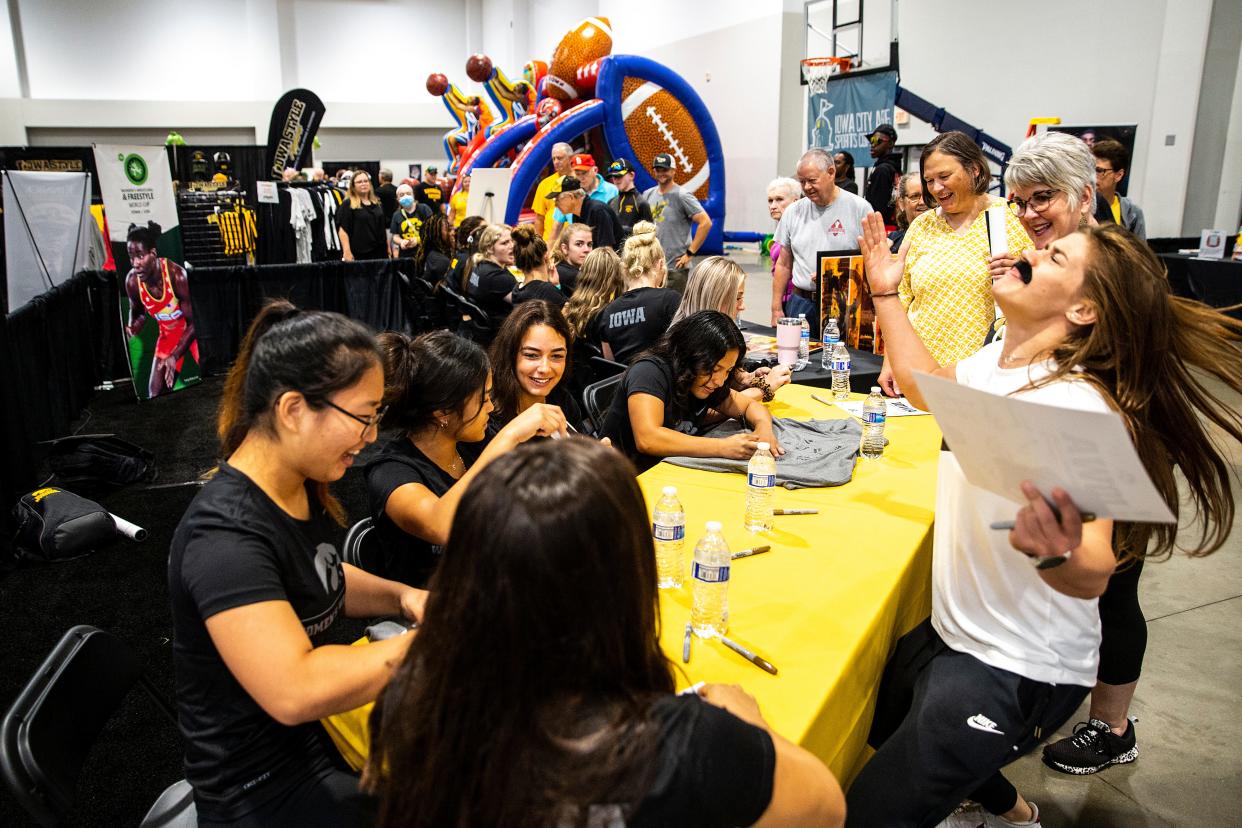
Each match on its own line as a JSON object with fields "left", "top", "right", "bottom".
{"left": 602, "top": 356, "right": 730, "bottom": 474}
{"left": 168, "top": 463, "right": 347, "bottom": 822}
{"left": 389, "top": 204, "right": 434, "bottom": 258}
{"left": 556, "top": 261, "right": 581, "bottom": 297}
{"left": 599, "top": 286, "right": 681, "bottom": 364}
{"left": 336, "top": 200, "right": 388, "bottom": 260}
{"left": 772, "top": 189, "right": 872, "bottom": 290}
{"left": 364, "top": 436, "right": 485, "bottom": 587}
{"left": 512, "top": 278, "right": 566, "bottom": 307}
{"left": 467, "top": 260, "right": 517, "bottom": 320}
{"left": 934, "top": 340, "right": 1112, "bottom": 687}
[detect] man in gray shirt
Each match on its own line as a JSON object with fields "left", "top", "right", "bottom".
{"left": 642, "top": 153, "right": 713, "bottom": 294}
{"left": 770, "top": 148, "right": 873, "bottom": 333}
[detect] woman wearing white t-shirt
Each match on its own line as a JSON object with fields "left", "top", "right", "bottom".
{"left": 846, "top": 215, "right": 1242, "bottom": 828}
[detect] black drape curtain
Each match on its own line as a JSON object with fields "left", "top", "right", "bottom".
{"left": 188, "top": 258, "right": 411, "bottom": 374}
{"left": 166, "top": 145, "right": 268, "bottom": 201}
{"left": 0, "top": 270, "right": 121, "bottom": 507}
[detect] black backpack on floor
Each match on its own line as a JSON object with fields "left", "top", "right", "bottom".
{"left": 11, "top": 487, "right": 117, "bottom": 563}
{"left": 42, "top": 434, "right": 157, "bottom": 489}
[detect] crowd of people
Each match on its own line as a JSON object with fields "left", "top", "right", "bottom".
{"left": 165, "top": 125, "right": 1242, "bottom": 828}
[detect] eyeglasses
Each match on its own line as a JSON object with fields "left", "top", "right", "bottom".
{"left": 323, "top": 400, "right": 387, "bottom": 438}
{"left": 1094, "top": 166, "right": 1117, "bottom": 176}
{"left": 1007, "top": 190, "right": 1061, "bottom": 216}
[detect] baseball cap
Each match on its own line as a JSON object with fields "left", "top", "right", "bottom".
{"left": 426, "top": 166, "right": 438, "bottom": 173}
{"left": 652, "top": 153, "right": 675, "bottom": 170}
{"left": 544, "top": 175, "right": 584, "bottom": 198}
{"left": 867, "top": 124, "right": 898, "bottom": 141}
{"left": 571, "top": 153, "right": 596, "bottom": 170}
{"left": 605, "top": 159, "right": 633, "bottom": 178}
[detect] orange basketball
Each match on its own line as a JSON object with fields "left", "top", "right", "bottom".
{"left": 426, "top": 73, "right": 449, "bottom": 96}
{"left": 465, "top": 53, "right": 493, "bottom": 83}
{"left": 546, "top": 17, "right": 613, "bottom": 101}
{"left": 620, "top": 78, "right": 710, "bottom": 200}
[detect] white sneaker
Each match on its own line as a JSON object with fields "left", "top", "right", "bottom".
{"left": 936, "top": 801, "right": 1041, "bottom": 828}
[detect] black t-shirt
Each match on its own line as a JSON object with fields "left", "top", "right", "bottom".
{"left": 865, "top": 153, "right": 903, "bottom": 224}
{"left": 627, "top": 694, "right": 775, "bottom": 826}
{"left": 602, "top": 356, "right": 729, "bottom": 474}
{"left": 467, "top": 260, "right": 517, "bottom": 321}
{"left": 599, "top": 286, "right": 681, "bottom": 364}
{"left": 168, "top": 463, "right": 347, "bottom": 822}
{"left": 556, "top": 261, "right": 580, "bottom": 297}
{"left": 610, "top": 190, "right": 654, "bottom": 240}
{"left": 376, "top": 182, "right": 399, "bottom": 218}
{"left": 337, "top": 200, "right": 388, "bottom": 259}
{"left": 364, "top": 436, "right": 485, "bottom": 587}
{"left": 513, "top": 278, "right": 566, "bottom": 307}
{"left": 578, "top": 197, "right": 623, "bottom": 252}
{"left": 487, "top": 383, "right": 587, "bottom": 436}
{"left": 414, "top": 181, "right": 444, "bottom": 212}
{"left": 390, "top": 204, "right": 434, "bottom": 258}
{"left": 424, "top": 249, "right": 452, "bottom": 285}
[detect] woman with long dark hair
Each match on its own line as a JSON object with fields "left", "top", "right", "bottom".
{"left": 365, "top": 330, "right": 567, "bottom": 587}
{"left": 487, "top": 300, "right": 585, "bottom": 433}
{"left": 412, "top": 212, "right": 453, "bottom": 285}
{"left": 169, "top": 300, "right": 426, "bottom": 826}
{"left": 364, "top": 438, "right": 845, "bottom": 827}
{"left": 602, "top": 310, "right": 783, "bottom": 474}
{"left": 847, "top": 216, "right": 1242, "bottom": 827}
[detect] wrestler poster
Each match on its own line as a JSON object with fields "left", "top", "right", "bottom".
{"left": 94, "top": 145, "right": 202, "bottom": 400}
{"left": 815, "top": 250, "right": 883, "bottom": 354}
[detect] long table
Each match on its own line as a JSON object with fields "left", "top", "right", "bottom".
{"left": 323, "top": 384, "right": 942, "bottom": 785}
{"left": 739, "top": 321, "right": 885, "bottom": 393}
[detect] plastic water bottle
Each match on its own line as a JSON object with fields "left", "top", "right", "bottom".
{"left": 796, "top": 314, "right": 810, "bottom": 370}
{"left": 861, "top": 386, "right": 887, "bottom": 459}
{"left": 745, "top": 442, "right": 776, "bottom": 532}
{"left": 652, "top": 486, "right": 686, "bottom": 589}
{"left": 820, "top": 317, "right": 841, "bottom": 369}
{"left": 831, "top": 343, "right": 851, "bottom": 399}
{"left": 690, "top": 521, "right": 731, "bottom": 638}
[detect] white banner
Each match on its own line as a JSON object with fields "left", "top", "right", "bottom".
{"left": 92, "top": 145, "right": 179, "bottom": 244}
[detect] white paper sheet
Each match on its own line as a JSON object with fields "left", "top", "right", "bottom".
{"left": 912, "top": 371, "right": 1176, "bottom": 523}
{"left": 833, "top": 398, "right": 930, "bottom": 418}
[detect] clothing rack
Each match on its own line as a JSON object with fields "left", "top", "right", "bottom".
{"left": 255, "top": 182, "right": 346, "bottom": 265}
{"left": 176, "top": 189, "right": 255, "bottom": 268}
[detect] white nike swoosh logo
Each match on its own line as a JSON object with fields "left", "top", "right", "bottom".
{"left": 967, "top": 714, "right": 1005, "bottom": 735}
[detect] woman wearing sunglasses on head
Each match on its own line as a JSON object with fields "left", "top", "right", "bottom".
{"left": 846, "top": 213, "right": 1242, "bottom": 827}
{"left": 169, "top": 301, "right": 427, "bottom": 826}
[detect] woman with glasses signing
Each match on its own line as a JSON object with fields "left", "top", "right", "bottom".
{"left": 879, "top": 132, "right": 1033, "bottom": 396}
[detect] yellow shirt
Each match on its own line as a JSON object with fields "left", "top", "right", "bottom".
{"left": 1109, "top": 195, "right": 1122, "bottom": 226}
{"left": 532, "top": 171, "right": 562, "bottom": 241}
{"left": 450, "top": 190, "right": 470, "bottom": 227}
{"left": 898, "top": 198, "right": 1033, "bottom": 365}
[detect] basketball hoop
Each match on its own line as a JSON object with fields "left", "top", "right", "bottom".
{"left": 801, "top": 56, "right": 852, "bottom": 95}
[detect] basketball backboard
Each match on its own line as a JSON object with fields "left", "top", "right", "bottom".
{"left": 804, "top": 0, "right": 895, "bottom": 72}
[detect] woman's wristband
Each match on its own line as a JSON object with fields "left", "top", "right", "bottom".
{"left": 872, "top": 291, "right": 900, "bottom": 299}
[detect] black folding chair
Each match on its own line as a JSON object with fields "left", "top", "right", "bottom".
{"left": 582, "top": 373, "right": 624, "bottom": 438}
{"left": 342, "top": 516, "right": 383, "bottom": 575}
{"left": 399, "top": 274, "right": 449, "bottom": 334}
{"left": 0, "top": 625, "right": 197, "bottom": 827}
{"left": 439, "top": 282, "right": 495, "bottom": 344}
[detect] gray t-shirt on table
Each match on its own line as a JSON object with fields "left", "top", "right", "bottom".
{"left": 642, "top": 184, "right": 705, "bottom": 268}
{"left": 773, "top": 190, "right": 872, "bottom": 290}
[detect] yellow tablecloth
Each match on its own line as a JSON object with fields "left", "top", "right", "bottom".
{"left": 323, "top": 384, "right": 942, "bottom": 785}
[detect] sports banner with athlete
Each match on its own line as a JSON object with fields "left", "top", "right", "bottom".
{"left": 94, "top": 145, "right": 201, "bottom": 400}
{"left": 807, "top": 71, "right": 897, "bottom": 169}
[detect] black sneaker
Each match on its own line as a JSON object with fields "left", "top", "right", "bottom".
{"left": 1042, "top": 718, "right": 1138, "bottom": 775}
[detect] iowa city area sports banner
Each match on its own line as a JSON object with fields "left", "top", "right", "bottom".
{"left": 264, "top": 88, "right": 325, "bottom": 179}
{"left": 94, "top": 145, "right": 201, "bottom": 401}
{"left": 808, "top": 71, "right": 897, "bottom": 169}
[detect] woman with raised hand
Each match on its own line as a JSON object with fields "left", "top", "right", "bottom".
{"left": 847, "top": 214, "right": 1242, "bottom": 827}
{"left": 563, "top": 246, "right": 625, "bottom": 347}
{"left": 365, "top": 438, "right": 845, "bottom": 827}
{"left": 598, "top": 221, "right": 682, "bottom": 364}
{"left": 169, "top": 300, "right": 426, "bottom": 826}
{"left": 365, "top": 330, "right": 567, "bottom": 587}
{"left": 673, "top": 255, "right": 792, "bottom": 403}
{"left": 603, "top": 310, "right": 783, "bottom": 474}
{"left": 878, "top": 131, "right": 1033, "bottom": 396}
{"left": 552, "top": 221, "right": 595, "bottom": 297}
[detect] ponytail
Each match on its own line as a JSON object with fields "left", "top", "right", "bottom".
{"left": 216, "top": 299, "right": 381, "bottom": 525}
{"left": 378, "top": 330, "right": 490, "bottom": 435}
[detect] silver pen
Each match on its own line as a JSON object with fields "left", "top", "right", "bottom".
{"left": 682, "top": 622, "right": 692, "bottom": 663}
{"left": 720, "top": 635, "right": 778, "bottom": 675}
{"left": 731, "top": 545, "right": 771, "bottom": 560}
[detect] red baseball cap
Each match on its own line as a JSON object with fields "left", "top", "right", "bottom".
{"left": 571, "top": 153, "right": 596, "bottom": 170}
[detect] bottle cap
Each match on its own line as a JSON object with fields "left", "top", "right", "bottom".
{"left": 757, "top": 441, "right": 770, "bottom": 451}
{"left": 871, "top": 386, "right": 881, "bottom": 393}
{"left": 662, "top": 485, "right": 677, "bottom": 496}
{"left": 705, "top": 520, "right": 723, "bottom": 532}
{"left": 798, "top": 313, "right": 806, "bottom": 319}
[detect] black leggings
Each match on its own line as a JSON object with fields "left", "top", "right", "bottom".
{"left": 1097, "top": 558, "right": 1146, "bottom": 685}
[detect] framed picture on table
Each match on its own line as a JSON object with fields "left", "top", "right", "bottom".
{"left": 814, "top": 249, "right": 884, "bottom": 354}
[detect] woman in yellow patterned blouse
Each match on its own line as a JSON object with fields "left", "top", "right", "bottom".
{"left": 879, "top": 131, "right": 1032, "bottom": 395}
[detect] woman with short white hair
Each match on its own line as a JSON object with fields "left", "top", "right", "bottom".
{"left": 765, "top": 177, "right": 802, "bottom": 312}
